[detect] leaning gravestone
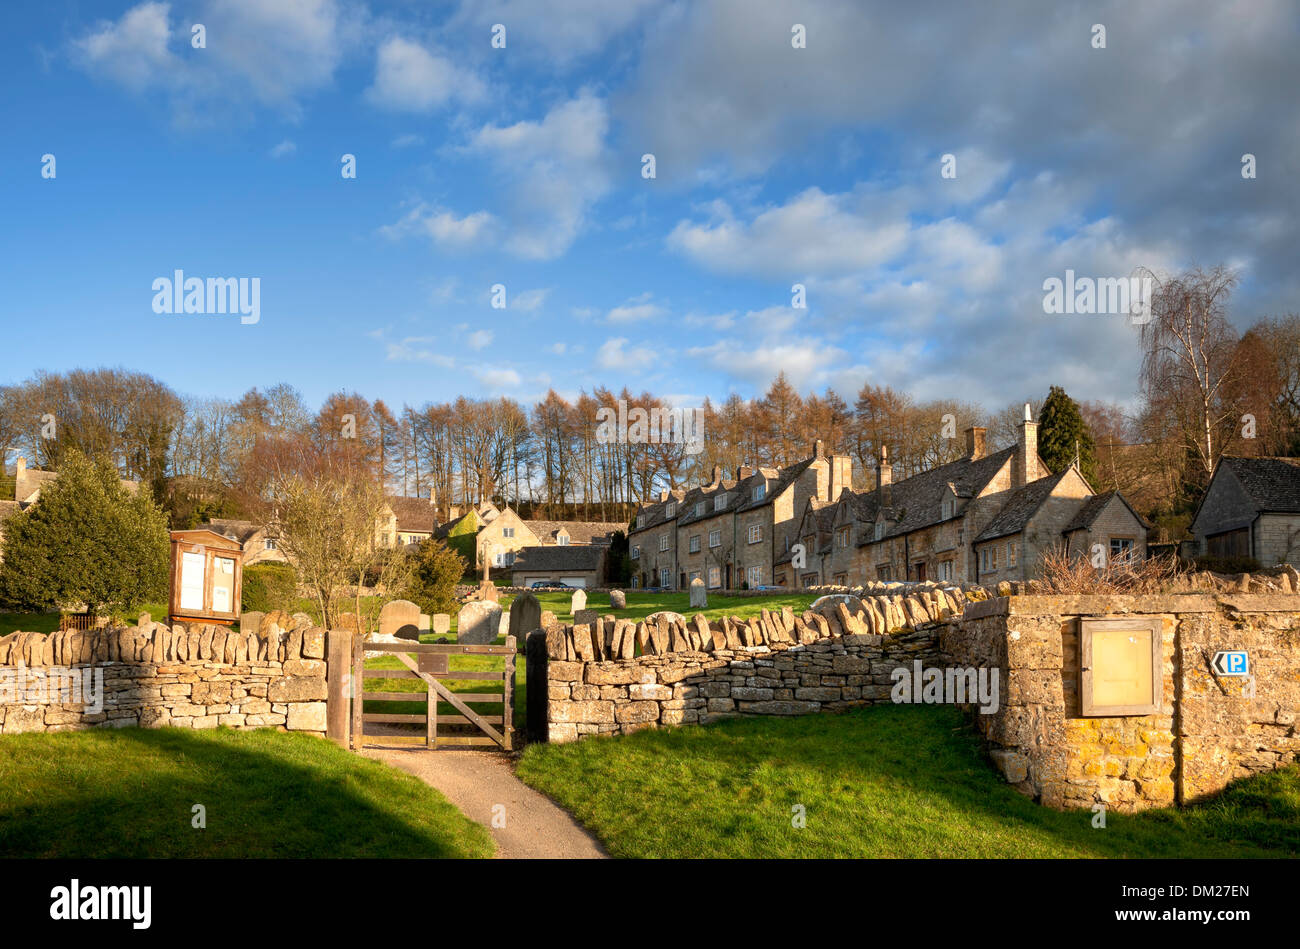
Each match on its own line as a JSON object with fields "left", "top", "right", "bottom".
{"left": 509, "top": 591, "right": 542, "bottom": 640}
{"left": 570, "top": 589, "right": 587, "bottom": 615}
{"left": 432, "top": 613, "right": 451, "bottom": 636}
{"left": 380, "top": 599, "right": 422, "bottom": 641}
{"left": 458, "top": 600, "right": 503, "bottom": 646}
{"left": 689, "top": 577, "right": 707, "bottom": 609}
{"left": 609, "top": 589, "right": 627, "bottom": 609}
{"left": 574, "top": 608, "right": 599, "bottom": 628}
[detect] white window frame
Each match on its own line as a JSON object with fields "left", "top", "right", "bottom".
{"left": 748, "top": 524, "right": 762, "bottom": 544}
{"left": 874, "top": 521, "right": 885, "bottom": 541}
{"left": 666, "top": 502, "right": 676, "bottom": 517}
{"left": 502, "top": 526, "right": 515, "bottom": 538}
{"left": 714, "top": 495, "right": 727, "bottom": 511}
{"left": 659, "top": 534, "right": 669, "bottom": 552}
{"left": 1007, "top": 542, "right": 1017, "bottom": 567}
{"left": 746, "top": 565, "right": 761, "bottom": 587}
{"left": 752, "top": 484, "right": 766, "bottom": 502}
{"left": 708, "top": 566, "right": 721, "bottom": 589}
{"left": 557, "top": 534, "right": 569, "bottom": 546}
{"left": 689, "top": 534, "right": 700, "bottom": 553}
{"left": 708, "top": 529, "right": 721, "bottom": 548}
{"left": 630, "top": 545, "right": 640, "bottom": 560}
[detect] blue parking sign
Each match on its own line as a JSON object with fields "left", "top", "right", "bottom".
{"left": 1211, "top": 650, "right": 1249, "bottom": 677}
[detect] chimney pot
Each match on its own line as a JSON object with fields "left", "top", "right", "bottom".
{"left": 964, "top": 426, "right": 987, "bottom": 460}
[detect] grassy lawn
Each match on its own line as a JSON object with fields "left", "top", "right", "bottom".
{"left": 0, "top": 727, "right": 494, "bottom": 858}
{"left": 500, "top": 590, "right": 820, "bottom": 624}
{"left": 516, "top": 704, "right": 1300, "bottom": 858}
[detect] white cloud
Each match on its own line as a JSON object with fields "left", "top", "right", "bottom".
{"left": 476, "top": 367, "right": 522, "bottom": 389}
{"left": 269, "top": 139, "right": 296, "bottom": 158}
{"left": 73, "top": 1, "right": 178, "bottom": 90}
{"left": 449, "top": 0, "right": 658, "bottom": 65}
{"left": 384, "top": 336, "right": 455, "bottom": 368}
{"left": 606, "top": 292, "right": 664, "bottom": 324}
{"left": 512, "top": 288, "right": 551, "bottom": 312}
{"left": 597, "top": 337, "right": 656, "bottom": 369}
{"left": 467, "top": 329, "right": 494, "bottom": 350}
{"left": 380, "top": 204, "right": 497, "bottom": 249}
{"left": 391, "top": 133, "right": 424, "bottom": 148}
{"left": 366, "top": 37, "right": 485, "bottom": 112}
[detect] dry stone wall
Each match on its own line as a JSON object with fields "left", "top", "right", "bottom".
{"left": 539, "top": 587, "right": 962, "bottom": 741}
{"left": 0, "top": 616, "right": 330, "bottom": 735}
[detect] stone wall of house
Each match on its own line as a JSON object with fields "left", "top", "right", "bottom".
{"left": 0, "top": 620, "right": 329, "bottom": 735}
{"left": 537, "top": 586, "right": 963, "bottom": 741}
{"left": 942, "top": 592, "right": 1300, "bottom": 811}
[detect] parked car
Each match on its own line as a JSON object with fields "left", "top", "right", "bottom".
{"left": 530, "top": 580, "right": 572, "bottom": 589}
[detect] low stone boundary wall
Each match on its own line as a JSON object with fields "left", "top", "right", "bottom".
{"left": 0, "top": 620, "right": 332, "bottom": 736}
{"left": 530, "top": 588, "right": 964, "bottom": 741}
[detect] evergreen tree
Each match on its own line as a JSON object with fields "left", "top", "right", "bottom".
{"left": 0, "top": 450, "right": 169, "bottom": 615}
{"left": 404, "top": 538, "right": 467, "bottom": 617}
{"left": 1038, "top": 386, "right": 1098, "bottom": 485}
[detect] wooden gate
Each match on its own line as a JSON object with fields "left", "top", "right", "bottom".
{"left": 350, "top": 637, "right": 516, "bottom": 750}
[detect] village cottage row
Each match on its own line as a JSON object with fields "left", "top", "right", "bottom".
{"left": 628, "top": 406, "right": 1156, "bottom": 590}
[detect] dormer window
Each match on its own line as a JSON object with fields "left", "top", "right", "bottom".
{"left": 557, "top": 533, "right": 569, "bottom": 546}
{"left": 714, "top": 494, "right": 727, "bottom": 511}
{"left": 942, "top": 499, "right": 953, "bottom": 520}
{"left": 666, "top": 502, "right": 677, "bottom": 517}
{"left": 752, "top": 484, "right": 766, "bottom": 502}
{"left": 695, "top": 501, "right": 705, "bottom": 517}
{"left": 636, "top": 514, "right": 644, "bottom": 529}
{"left": 874, "top": 521, "right": 885, "bottom": 541}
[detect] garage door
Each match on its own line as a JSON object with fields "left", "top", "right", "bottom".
{"left": 560, "top": 576, "right": 588, "bottom": 589}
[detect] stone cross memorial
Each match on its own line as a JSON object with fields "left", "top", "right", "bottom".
{"left": 458, "top": 600, "right": 503, "bottom": 646}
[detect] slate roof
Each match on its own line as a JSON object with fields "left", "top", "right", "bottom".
{"left": 204, "top": 518, "right": 265, "bottom": 543}
{"left": 737, "top": 462, "right": 805, "bottom": 512}
{"left": 511, "top": 545, "right": 606, "bottom": 572}
{"left": 973, "top": 468, "right": 1072, "bottom": 543}
{"left": 525, "top": 520, "right": 625, "bottom": 545}
{"left": 856, "top": 446, "right": 1016, "bottom": 544}
{"left": 386, "top": 495, "right": 438, "bottom": 533}
{"left": 1221, "top": 456, "right": 1300, "bottom": 512}
{"left": 632, "top": 489, "right": 688, "bottom": 532}
{"left": 675, "top": 478, "right": 755, "bottom": 527}
{"left": 1060, "top": 489, "right": 1157, "bottom": 533}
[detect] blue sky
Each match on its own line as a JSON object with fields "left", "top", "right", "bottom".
{"left": 3, "top": 0, "right": 1298, "bottom": 414}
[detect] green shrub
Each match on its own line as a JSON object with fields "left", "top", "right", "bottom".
{"left": 404, "top": 538, "right": 466, "bottom": 617}
{"left": 241, "top": 562, "right": 298, "bottom": 613}
{"left": 1193, "top": 554, "right": 1262, "bottom": 574}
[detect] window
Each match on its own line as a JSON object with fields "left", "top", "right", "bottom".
{"left": 804, "top": 534, "right": 816, "bottom": 553}
{"left": 980, "top": 546, "right": 999, "bottom": 572}
{"left": 689, "top": 534, "right": 700, "bottom": 553}
{"left": 877, "top": 565, "right": 892, "bottom": 581}
{"left": 630, "top": 545, "right": 640, "bottom": 560}
{"left": 874, "top": 521, "right": 885, "bottom": 541}
{"left": 746, "top": 565, "right": 761, "bottom": 587}
{"left": 937, "top": 560, "right": 953, "bottom": 581}
{"left": 695, "top": 501, "right": 705, "bottom": 517}
{"left": 636, "top": 514, "right": 644, "bottom": 529}
{"left": 659, "top": 534, "right": 669, "bottom": 552}
{"left": 748, "top": 524, "right": 762, "bottom": 544}
{"left": 837, "top": 526, "right": 850, "bottom": 548}
{"left": 557, "top": 534, "right": 569, "bottom": 546}
{"left": 714, "top": 494, "right": 727, "bottom": 511}
{"left": 659, "top": 567, "right": 671, "bottom": 588}
{"left": 708, "top": 566, "right": 721, "bottom": 588}
{"left": 1080, "top": 618, "right": 1161, "bottom": 716}
{"left": 833, "top": 572, "right": 848, "bottom": 585}
{"left": 666, "top": 502, "right": 677, "bottom": 517}
{"left": 264, "top": 537, "right": 278, "bottom": 551}
{"left": 502, "top": 526, "right": 515, "bottom": 538}
{"left": 709, "top": 529, "right": 721, "bottom": 548}
{"left": 752, "top": 484, "right": 766, "bottom": 502}
{"left": 1007, "top": 543, "right": 1017, "bottom": 568}
{"left": 1110, "top": 537, "right": 1135, "bottom": 564}
{"left": 802, "top": 573, "right": 819, "bottom": 587}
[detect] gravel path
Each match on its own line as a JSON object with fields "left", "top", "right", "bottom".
{"left": 362, "top": 745, "right": 608, "bottom": 859}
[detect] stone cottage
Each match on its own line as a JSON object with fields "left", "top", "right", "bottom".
{"left": 1190, "top": 456, "right": 1300, "bottom": 566}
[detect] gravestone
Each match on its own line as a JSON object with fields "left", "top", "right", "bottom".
{"left": 380, "top": 599, "right": 422, "bottom": 641}
{"left": 239, "top": 611, "right": 264, "bottom": 636}
{"left": 689, "top": 577, "right": 707, "bottom": 609}
{"left": 609, "top": 589, "right": 626, "bottom": 609}
{"left": 418, "top": 613, "right": 431, "bottom": 631}
{"left": 574, "top": 608, "right": 599, "bottom": 628}
{"left": 458, "top": 600, "right": 503, "bottom": 646}
{"left": 498, "top": 612, "right": 511, "bottom": 637}
{"left": 509, "top": 591, "right": 543, "bottom": 640}
{"left": 431, "top": 613, "right": 450, "bottom": 637}
{"left": 570, "top": 589, "right": 587, "bottom": 615}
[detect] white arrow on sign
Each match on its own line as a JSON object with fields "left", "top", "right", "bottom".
{"left": 1211, "top": 650, "right": 1249, "bottom": 677}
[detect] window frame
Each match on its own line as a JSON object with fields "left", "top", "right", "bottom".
{"left": 1079, "top": 617, "right": 1162, "bottom": 716}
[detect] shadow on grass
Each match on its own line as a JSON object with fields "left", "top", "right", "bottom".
{"left": 0, "top": 726, "right": 493, "bottom": 859}
{"left": 517, "top": 704, "right": 1300, "bottom": 859}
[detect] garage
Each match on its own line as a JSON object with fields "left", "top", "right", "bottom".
{"left": 510, "top": 545, "right": 607, "bottom": 590}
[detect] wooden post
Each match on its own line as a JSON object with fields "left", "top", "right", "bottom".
{"left": 525, "top": 629, "right": 548, "bottom": 744}
{"left": 326, "top": 628, "right": 352, "bottom": 747}
{"left": 426, "top": 666, "right": 437, "bottom": 750}
{"left": 350, "top": 631, "right": 365, "bottom": 750}
{"left": 503, "top": 635, "right": 516, "bottom": 751}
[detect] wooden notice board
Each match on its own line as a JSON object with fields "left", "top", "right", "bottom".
{"left": 168, "top": 529, "right": 244, "bottom": 626}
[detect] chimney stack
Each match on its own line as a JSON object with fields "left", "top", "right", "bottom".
{"left": 812, "top": 438, "right": 825, "bottom": 459}
{"left": 659, "top": 489, "right": 670, "bottom": 502}
{"left": 1015, "top": 403, "right": 1039, "bottom": 487}
{"left": 878, "top": 446, "right": 893, "bottom": 509}
{"left": 964, "top": 426, "right": 987, "bottom": 460}
{"left": 736, "top": 465, "right": 753, "bottom": 481}
{"left": 711, "top": 465, "right": 723, "bottom": 486}
{"left": 828, "top": 455, "right": 852, "bottom": 501}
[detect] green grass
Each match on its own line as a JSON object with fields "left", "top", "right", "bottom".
{"left": 0, "top": 726, "right": 494, "bottom": 858}
{"left": 499, "top": 590, "right": 819, "bottom": 625}
{"left": 516, "top": 704, "right": 1300, "bottom": 858}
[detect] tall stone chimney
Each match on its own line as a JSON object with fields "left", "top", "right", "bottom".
{"left": 964, "top": 426, "right": 987, "bottom": 460}
{"left": 1015, "top": 403, "right": 1039, "bottom": 487}
{"left": 828, "top": 455, "right": 852, "bottom": 501}
{"left": 711, "top": 465, "right": 723, "bottom": 486}
{"left": 878, "top": 446, "right": 893, "bottom": 509}
{"left": 736, "top": 465, "right": 753, "bottom": 481}
{"left": 812, "top": 439, "right": 825, "bottom": 459}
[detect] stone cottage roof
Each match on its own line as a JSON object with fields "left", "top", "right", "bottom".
{"left": 526, "top": 519, "right": 625, "bottom": 545}
{"left": 1220, "top": 456, "right": 1300, "bottom": 513}
{"left": 512, "top": 544, "right": 606, "bottom": 572}
{"left": 633, "top": 489, "right": 688, "bottom": 532}
{"left": 857, "top": 446, "right": 1017, "bottom": 544}
{"left": 736, "top": 460, "right": 809, "bottom": 512}
{"left": 386, "top": 495, "right": 438, "bottom": 534}
{"left": 973, "top": 468, "right": 1073, "bottom": 543}
{"left": 203, "top": 518, "right": 265, "bottom": 543}
{"left": 675, "top": 478, "right": 750, "bottom": 527}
